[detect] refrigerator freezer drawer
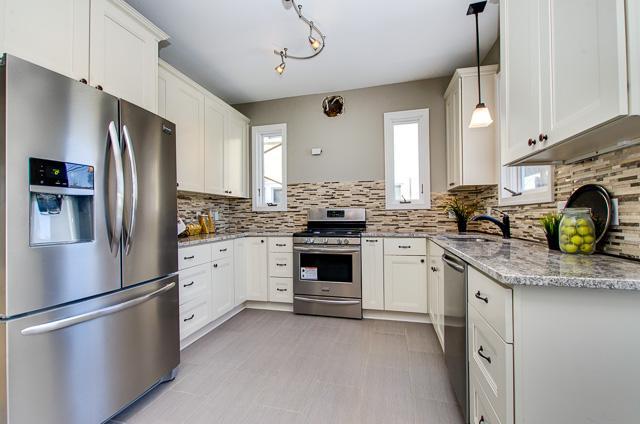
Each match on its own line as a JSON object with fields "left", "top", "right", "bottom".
{"left": 0, "top": 276, "right": 180, "bottom": 424}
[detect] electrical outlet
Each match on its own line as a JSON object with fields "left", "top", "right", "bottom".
{"left": 214, "top": 210, "right": 220, "bottom": 221}
{"left": 611, "top": 198, "right": 619, "bottom": 226}
{"left": 557, "top": 200, "right": 567, "bottom": 211}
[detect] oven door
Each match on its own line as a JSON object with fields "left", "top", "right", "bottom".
{"left": 293, "top": 245, "right": 362, "bottom": 298}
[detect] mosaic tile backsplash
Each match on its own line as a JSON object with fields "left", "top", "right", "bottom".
{"left": 178, "top": 145, "right": 640, "bottom": 260}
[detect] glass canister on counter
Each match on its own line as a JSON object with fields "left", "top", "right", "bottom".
{"left": 559, "top": 208, "right": 596, "bottom": 254}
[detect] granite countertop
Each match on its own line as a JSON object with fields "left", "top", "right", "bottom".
{"left": 178, "top": 231, "right": 293, "bottom": 247}
{"left": 432, "top": 233, "right": 640, "bottom": 291}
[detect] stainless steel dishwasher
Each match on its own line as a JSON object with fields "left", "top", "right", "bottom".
{"left": 442, "top": 253, "right": 468, "bottom": 423}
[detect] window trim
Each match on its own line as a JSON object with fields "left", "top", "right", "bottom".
{"left": 499, "top": 164, "right": 555, "bottom": 206}
{"left": 384, "top": 109, "right": 431, "bottom": 210}
{"left": 252, "top": 123, "right": 287, "bottom": 212}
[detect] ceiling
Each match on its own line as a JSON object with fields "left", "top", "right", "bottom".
{"left": 125, "top": 0, "right": 500, "bottom": 105}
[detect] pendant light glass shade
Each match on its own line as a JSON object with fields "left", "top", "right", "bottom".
{"left": 469, "top": 102, "right": 493, "bottom": 128}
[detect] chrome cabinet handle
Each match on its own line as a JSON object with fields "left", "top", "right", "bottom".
{"left": 294, "top": 246, "right": 361, "bottom": 254}
{"left": 183, "top": 314, "right": 195, "bottom": 322}
{"left": 477, "top": 346, "right": 492, "bottom": 364}
{"left": 475, "top": 291, "right": 489, "bottom": 303}
{"left": 107, "top": 121, "right": 124, "bottom": 256}
{"left": 183, "top": 281, "right": 194, "bottom": 288}
{"left": 122, "top": 124, "right": 138, "bottom": 255}
{"left": 21, "top": 282, "right": 176, "bottom": 335}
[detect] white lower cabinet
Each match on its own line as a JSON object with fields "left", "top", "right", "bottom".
{"left": 362, "top": 238, "right": 384, "bottom": 310}
{"left": 179, "top": 297, "right": 210, "bottom": 340}
{"left": 269, "top": 277, "right": 293, "bottom": 303}
{"left": 383, "top": 254, "right": 428, "bottom": 313}
{"left": 211, "top": 256, "right": 234, "bottom": 319}
{"left": 470, "top": 366, "right": 503, "bottom": 424}
{"left": 233, "top": 238, "right": 248, "bottom": 305}
{"left": 178, "top": 263, "right": 211, "bottom": 306}
{"left": 246, "top": 237, "right": 269, "bottom": 301}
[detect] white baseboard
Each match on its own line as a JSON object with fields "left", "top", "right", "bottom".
{"left": 180, "top": 304, "right": 245, "bottom": 350}
{"left": 363, "top": 309, "right": 432, "bottom": 324}
{"left": 245, "top": 301, "right": 294, "bottom": 312}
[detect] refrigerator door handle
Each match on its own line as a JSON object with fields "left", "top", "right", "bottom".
{"left": 122, "top": 124, "right": 138, "bottom": 255}
{"left": 108, "top": 121, "right": 125, "bottom": 256}
{"left": 20, "top": 282, "right": 176, "bottom": 336}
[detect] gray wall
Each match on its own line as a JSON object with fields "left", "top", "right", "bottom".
{"left": 234, "top": 77, "right": 451, "bottom": 192}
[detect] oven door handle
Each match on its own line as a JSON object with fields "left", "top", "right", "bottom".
{"left": 293, "top": 246, "right": 361, "bottom": 254}
{"left": 294, "top": 296, "right": 361, "bottom": 305}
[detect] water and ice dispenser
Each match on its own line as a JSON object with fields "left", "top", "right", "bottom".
{"left": 29, "top": 158, "right": 95, "bottom": 246}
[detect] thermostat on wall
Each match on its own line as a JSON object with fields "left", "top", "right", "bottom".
{"left": 311, "top": 148, "right": 322, "bottom": 156}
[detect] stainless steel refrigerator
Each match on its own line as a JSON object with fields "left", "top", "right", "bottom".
{"left": 0, "top": 54, "right": 180, "bottom": 424}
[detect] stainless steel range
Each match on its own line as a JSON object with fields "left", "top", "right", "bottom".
{"left": 293, "top": 208, "right": 365, "bottom": 319}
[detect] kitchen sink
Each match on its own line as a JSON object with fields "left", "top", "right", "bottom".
{"left": 443, "top": 235, "right": 496, "bottom": 243}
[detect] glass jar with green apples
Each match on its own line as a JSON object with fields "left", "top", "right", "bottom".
{"left": 558, "top": 208, "right": 596, "bottom": 255}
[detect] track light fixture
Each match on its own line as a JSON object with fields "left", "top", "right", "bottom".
{"left": 274, "top": 0, "right": 326, "bottom": 74}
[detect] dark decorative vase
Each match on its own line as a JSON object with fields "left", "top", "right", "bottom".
{"left": 545, "top": 232, "right": 560, "bottom": 251}
{"left": 457, "top": 220, "right": 468, "bottom": 233}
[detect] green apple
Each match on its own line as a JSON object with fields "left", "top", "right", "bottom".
{"left": 570, "top": 235, "right": 584, "bottom": 246}
{"left": 576, "top": 218, "right": 590, "bottom": 227}
{"left": 562, "top": 226, "right": 577, "bottom": 236}
{"left": 577, "top": 225, "right": 592, "bottom": 236}
{"left": 580, "top": 243, "right": 594, "bottom": 253}
{"left": 560, "top": 234, "right": 570, "bottom": 244}
{"left": 583, "top": 235, "right": 595, "bottom": 244}
{"left": 563, "top": 243, "right": 578, "bottom": 254}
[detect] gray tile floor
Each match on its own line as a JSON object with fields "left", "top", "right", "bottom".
{"left": 112, "top": 309, "right": 463, "bottom": 424}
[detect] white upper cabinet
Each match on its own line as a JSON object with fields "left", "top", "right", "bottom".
{"left": 158, "top": 63, "right": 205, "bottom": 192}
{"left": 0, "top": 0, "right": 167, "bottom": 113}
{"left": 502, "top": 0, "right": 640, "bottom": 164}
{"left": 445, "top": 65, "right": 498, "bottom": 190}
{"left": 224, "top": 112, "right": 249, "bottom": 197}
{"left": 158, "top": 60, "right": 249, "bottom": 197}
{"left": 90, "top": 0, "right": 167, "bottom": 113}
{"left": 540, "top": 0, "right": 628, "bottom": 145}
{"left": 0, "top": 0, "right": 90, "bottom": 81}
{"left": 501, "top": 0, "right": 543, "bottom": 165}
{"left": 204, "top": 96, "right": 226, "bottom": 195}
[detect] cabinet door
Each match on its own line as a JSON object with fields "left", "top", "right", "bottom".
{"left": 383, "top": 255, "right": 428, "bottom": 313}
{"left": 0, "top": 0, "right": 89, "bottom": 81}
{"left": 540, "top": 0, "right": 628, "bottom": 147}
{"left": 362, "top": 238, "right": 384, "bottom": 310}
{"left": 428, "top": 257, "right": 439, "bottom": 321}
{"left": 233, "top": 238, "right": 248, "bottom": 305}
{"left": 89, "top": 0, "right": 164, "bottom": 112}
{"left": 211, "top": 257, "right": 234, "bottom": 319}
{"left": 159, "top": 66, "right": 205, "bottom": 192}
{"left": 224, "top": 112, "right": 248, "bottom": 197}
{"left": 501, "top": 0, "right": 543, "bottom": 164}
{"left": 204, "top": 97, "right": 226, "bottom": 195}
{"left": 445, "top": 83, "right": 462, "bottom": 190}
{"left": 246, "top": 237, "right": 268, "bottom": 301}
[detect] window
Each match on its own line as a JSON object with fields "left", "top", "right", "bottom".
{"left": 252, "top": 124, "right": 287, "bottom": 211}
{"left": 384, "top": 109, "right": 431, "bottom": 209}
{"left": 499, "top": 165, "right": 554, "bottom": 206}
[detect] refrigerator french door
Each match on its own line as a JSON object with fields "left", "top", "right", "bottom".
{"left": 120, "top": 100, "right": 178, "bottom": 287}
{"left": 0, "top": 55, "right": 180, "bottom": 424}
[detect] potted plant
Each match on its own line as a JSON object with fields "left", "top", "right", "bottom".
{"left": 444, "top": 198, "right": 477, "bottom": 233}
{"left": 540, "top": 212, "right": 562, "bottom": 251}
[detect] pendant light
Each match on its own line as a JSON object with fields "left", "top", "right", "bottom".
{"left": 467, "top": 1, "right": 493, "bottom": 128}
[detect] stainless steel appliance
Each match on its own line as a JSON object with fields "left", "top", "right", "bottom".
{"left": 442, "top": 252, "right": 468, "bottom": 423}
{"left": 293, "top": 208, "right": 365, "bottom": 319}
{"left": 0, "top": 55, "right": 179, "bottom": 424}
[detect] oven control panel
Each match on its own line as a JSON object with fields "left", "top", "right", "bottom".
{"left": 293, "top": 236, "right": 361, "bottom": 246}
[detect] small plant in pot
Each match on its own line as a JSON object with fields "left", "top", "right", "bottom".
{"left": 540, "top": 212, "right": 562, "bottom": 251}
{"left": 444, "top": 198, "right": 477, "bottom": 233}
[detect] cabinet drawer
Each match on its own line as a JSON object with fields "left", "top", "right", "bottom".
{"left": 269, "top": 237, "right": 292, "bottom": 252}
{"left": 178, "top": 244, "right": 211, "bottom": 270}
{"left": 179, "top": 298, "right": 210, "bottom": 340}
{"left": 384, "top": 238, "right": 427, "bottom": 256}
{"left": 269, "top": 277, "right": 293, "bottom": 303}
{"left": 470, "top": 367, "right": 504, "bottom": 424}
{"left": 269, "top": 252, "right": 293, "bottom": 278}
{"left": 211, "top": 240, "right": 233, "bottom": 261}
{"left": 178, "top": 264, "right": 211, "bottom": 305}
{"left": 428, "top": 240, "right": 444, "bottom": 258}
{"left": 469, "top": 306, "right": 514, "bottom": 424}
{"left": 468, "top": 267, "right": 513, "bottom": 342}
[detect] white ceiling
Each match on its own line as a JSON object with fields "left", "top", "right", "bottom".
{"left": 125, "top": 0, "right": 500, "bottom": 104}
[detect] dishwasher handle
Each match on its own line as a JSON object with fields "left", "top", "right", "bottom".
{"left": 442, "top": 254, "right": 465, "bottom": 273}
